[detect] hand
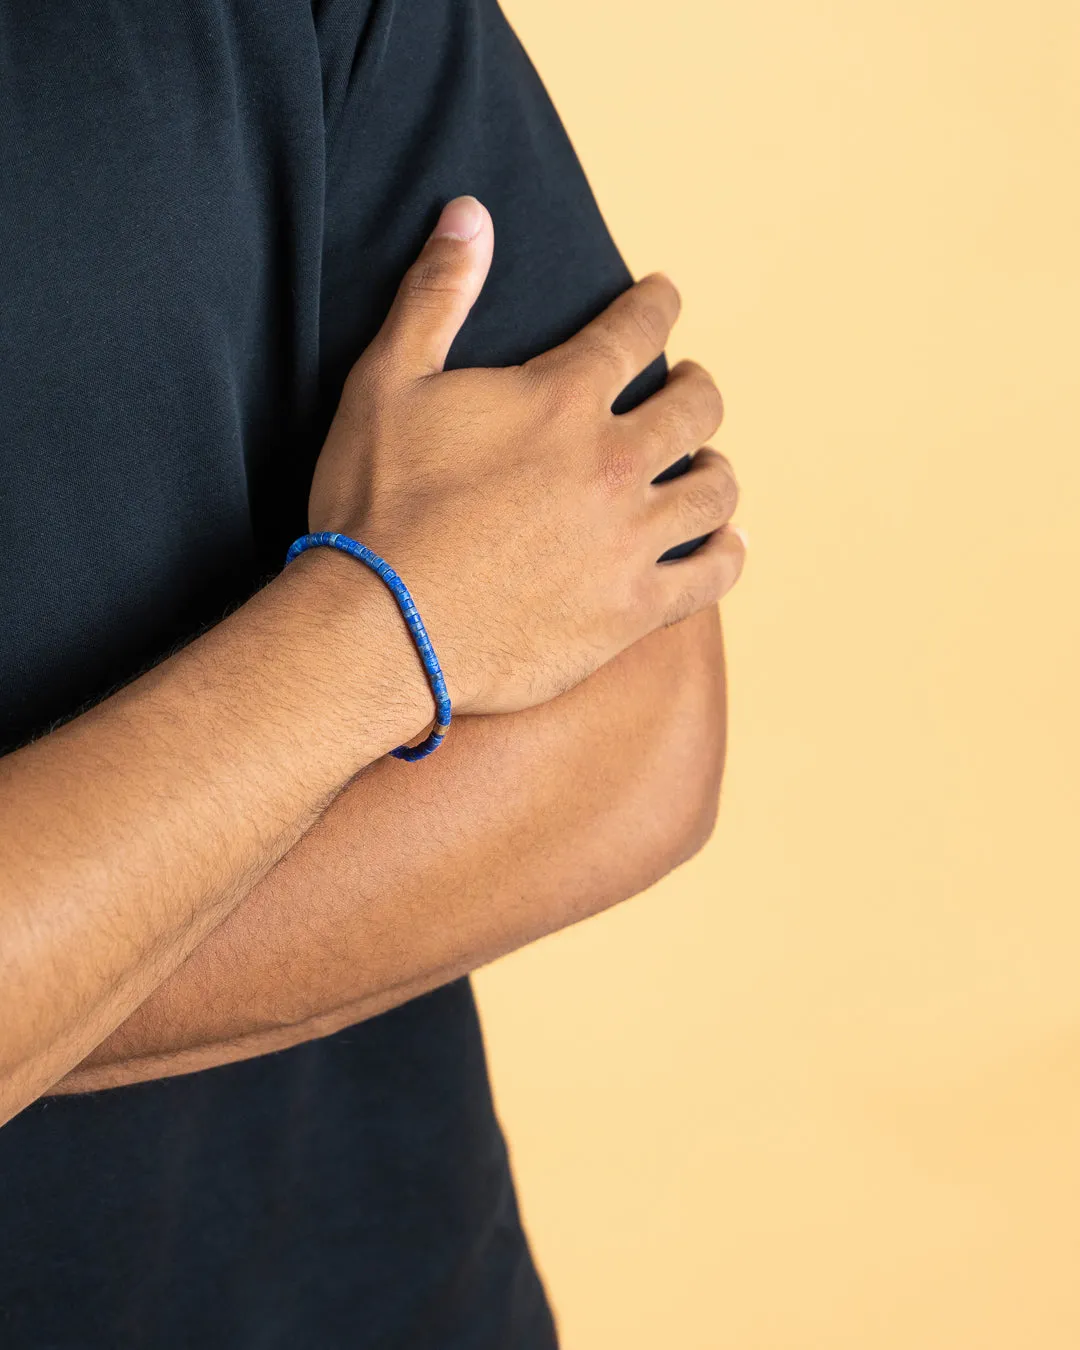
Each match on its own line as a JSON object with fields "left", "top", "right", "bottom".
{"left": 308, "top": 196, "right": 744, "bottom": 717}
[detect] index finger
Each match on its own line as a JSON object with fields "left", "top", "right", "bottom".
{"left": 530, "top": 272, "right": 681, "bottom": 402}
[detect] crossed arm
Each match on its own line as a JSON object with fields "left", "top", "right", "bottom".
{"left": 55, "top": 603, "right": 725, "bottom": 1092}
{"left": 0, "top": 205, "right": 739, "bottom": 1119}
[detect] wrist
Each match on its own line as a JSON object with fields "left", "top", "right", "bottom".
{"left": 273, "top": 546, "right": 436, "bottom": 764}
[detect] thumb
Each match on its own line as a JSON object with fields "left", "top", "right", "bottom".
{"left": 378, "top": 196, "right": 494, "bottom": 378}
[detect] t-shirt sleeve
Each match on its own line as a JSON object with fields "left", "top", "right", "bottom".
{"left": 312, "top": 0, "right": 702, "bottom": 555}
{"left": 314, "top": 0, "right": 658, "bottom": 397}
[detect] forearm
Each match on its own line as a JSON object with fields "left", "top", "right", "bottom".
{"left": 0, "top": 551, "right": 430, "bottom": 1121}
{"left": 56, "top": 607, "right": 725, "bottom": 1092}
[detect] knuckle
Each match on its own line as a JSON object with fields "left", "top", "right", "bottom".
{"left": 656, "top": 400, "right": 696, "bottom": 453}
{"left": 595, "top": 438, "right": 638, "bottom": 495}
{"left": 639, "top": 395, "right": 680, "bottom": 448}
{"left": 680, "top": 472, "right": 737, "bottom": 527}
{"left": 698, "top": 376, "right": 725, "bottom": 429}
{"left": 708, "top": 461, "right": 740, "bottom": 518}
{"left": 679, "top": 481, "right": 724, "bottom": 527}
{"left": 568, "top": 369, "right": 602, "bottom": 413}
{"left": 569, "top": 333, "right": 616, "bottom": 381}
{"left": 681, "top": 363, "right": 724, "bottom": 428}
{"left": 676, "top": 357, "right": 708, "bottom": 380}
{"left": 520, "top": 354, "right": 563, "bottom": 407}
{"left": 631, "top": 300, "right": 667, "bottom": 349}
{"left": 548, "top": 351, "right": 602, "bottom": 412}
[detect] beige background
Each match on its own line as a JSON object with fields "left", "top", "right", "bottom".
{"left": 473, "top": 1, "right": 1080, "bottom": 1346}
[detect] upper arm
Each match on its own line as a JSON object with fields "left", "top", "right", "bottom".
{"left": 313, "top": 0, "right": 667, "bottom": 402}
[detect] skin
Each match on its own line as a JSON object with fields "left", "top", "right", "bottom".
{"left": 0, "top": 197, "right": 744, "bottom": 1124}
{"left": 56, "top": 605, "right": 724, "bottom": 1091}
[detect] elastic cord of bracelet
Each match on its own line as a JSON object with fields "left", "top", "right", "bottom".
{"left": 284, "top": 531, "right": 452, "bottom": 762}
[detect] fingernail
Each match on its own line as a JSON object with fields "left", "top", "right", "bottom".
{"left": 733, "top": 525, "right": 749, "bottom": 548}
{"left": 431, "top": 196, "right": 484, "bottom": 242}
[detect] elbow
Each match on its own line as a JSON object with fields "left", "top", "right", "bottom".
{"left": 653, "top": 711, "right": 727, "bottom": 875}
{"left": 545, "top": 710, "right": 725, "bottom": 937}
{"left": 603, "top": 674, "right": 728, "bottom": 902}
{"left": 649, "top": 618, "right": 729, "bottom": 875}
{"left": 578, "top": 613, "right": 729, "bottom": 906}
{"left": 668, "top": 750, "right": 724, "bottom": 869}
{"left": 525, "top": 608, "right": 729, "bottom": 930}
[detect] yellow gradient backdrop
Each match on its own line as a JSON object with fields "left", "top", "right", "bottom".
{"left": 474, "top": 1, "right": 1080, "bottom": 1346}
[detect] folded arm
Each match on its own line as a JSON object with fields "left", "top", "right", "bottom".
{"left": 55, "top": 603, "right": 725, "bottom": 1092}
{"left": 1, "top": 212, "right": 743, "bottom": 1123}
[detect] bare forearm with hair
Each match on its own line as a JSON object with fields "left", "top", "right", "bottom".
{"left": 55, "top": 608, "right": 725, "bottom": 1093}
{"left": 0, "top": 551, "right": 435, "bottom": 1123}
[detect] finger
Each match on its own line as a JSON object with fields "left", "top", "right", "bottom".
{"left": 375, "top": 196, "right": 494, "bottom": 378}
{"left": 625, "top": 359, "right": 725, "bottom": 477}
{"left": 648, "top": 446, "right": 739, "bottom": 552}
{"left": 531, "top": 273, "right": 681, "bottom": 401}
{"left": 655, "top": 523, "right": 748, "bottom": 625}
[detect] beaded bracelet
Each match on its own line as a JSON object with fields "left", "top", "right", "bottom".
{"left": 284, "top": 531, "right": 451, "bottom": 762}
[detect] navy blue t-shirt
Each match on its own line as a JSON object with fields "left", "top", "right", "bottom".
{"left": 0, "top": 2, "right": 669, "bottom": 1344}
